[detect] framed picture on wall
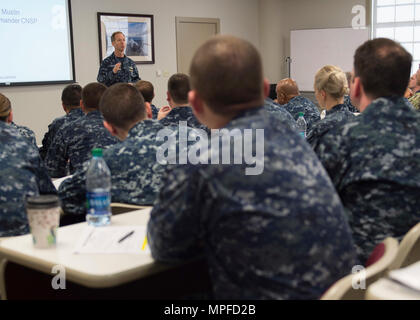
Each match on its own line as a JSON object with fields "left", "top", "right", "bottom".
{"left": 97, "top": 12, "right": 155, "bottom": 64}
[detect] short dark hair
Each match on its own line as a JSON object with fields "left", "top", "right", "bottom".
{"left": 354, "top": 38, "right": 412, "bottom": 98}
{"left": 190, "top": 35, "right": 263, "bottom": 114}
{"left": 168, "top": 73, "right": 190, "bottom": 104}
{"left": 99, "top": 83, "right": 146, "bottom": 130}
{"left": 134, "top": 80, "right": 154, "bottom": 103}
{"left": 82, "top": 83, "right": 107, "bottom": 110}
{"left": 61, "top": 84, "right": 82, "bottom": 108}
{"left": 111, "top": 31, "right": 124, "bottom": 42}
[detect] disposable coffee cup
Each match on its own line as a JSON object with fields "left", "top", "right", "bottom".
{"left": 26, "top": 195, "right": 60, "bottom": 249}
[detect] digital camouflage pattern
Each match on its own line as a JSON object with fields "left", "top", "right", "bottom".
{"left": 264, "top": 98, "right": 297, "bottom": 131}
{"left": 280, "top": 95, "right": 321, "bottom": 131}
{"left": 151, "top": 104, "right": 158, "bottom": 119}
{"left": 44, "top": 110, "right": 118, "bottom": 178}
{"left": 313, "top": 97, "right": 420, "bottom": 263}
{"left": 343, "top": 95, "right": 359, "bottom": 113}
{"left": 97, "top": 52, "right": 140, "bottom": 87}
{"left": 10, "top": 122, "right": 37, "bottom": 148}
{"left": 148, "top": 106, "right": 359, "bottom": 300}
{"left": 307, "top": 104, "right": 356, "bottom": 147}
{"left": 159, "top": 106, "right": 208, "bottom": 131}
{"left": 0, "top": 121, "right": 56, "bottom": 237}
{"left": 59, "top": 120, "right": 169, "bottom": 215}
{"left": 39, "top": 108, "right": 84, "bottom": 160}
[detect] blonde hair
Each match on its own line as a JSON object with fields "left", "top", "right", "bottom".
{"left": 314, "top": 65, "right": 348, "bottom": 99}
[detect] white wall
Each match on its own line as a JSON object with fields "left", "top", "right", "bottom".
{"left": 2, "top": 0, "right": 260, "bottom": 143}
{"left": 259, "top": 0, "right": 368, "bottom": 85}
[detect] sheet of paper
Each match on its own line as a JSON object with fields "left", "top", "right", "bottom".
{"left": 73, "top": 226, "right": 150, "bottom": 254}
{"left": 388, "top": 261, "right": 420, "bottom": 292}
{"left": 52, "top": 175, "right": 73, "bottom": 189}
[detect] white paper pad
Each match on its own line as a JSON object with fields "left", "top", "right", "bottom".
{"left": 388, "top": 261, "right": 420, "bottom": 292}
{"left": 73, "top": 226, "right": 150, "bottom": 254}
{"left": 53, "top": 175, "right": 73, "bottom": 189}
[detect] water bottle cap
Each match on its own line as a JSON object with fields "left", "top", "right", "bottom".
{"left": 298, "top": 112, "right": 304, "bottom": 117}
{"left": 92, "top": 148, "right": 103, "bottom": 157}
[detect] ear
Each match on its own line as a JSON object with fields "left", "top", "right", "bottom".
{"left": 7, "top": 110, "right": 13, "bottom": 124}
{"left": 263, "top": 78, "right": 270, "bottom": 99}
{"left": 80, "top": 99, "right": 87, "bottom": 113}
{"left": 166, "top": 91, "right": 171, "bottom": 103}
{"left": 103, "top": 121, "right": 118, "bottom": 137}
{"left": 352, "top": 76, "right": 362, "bottom": 99}
{"left": 145, "top": 102, "right": 153, "bottom": 119}
{"left": 189, "top": 90, "right": 204, "bottom": 116}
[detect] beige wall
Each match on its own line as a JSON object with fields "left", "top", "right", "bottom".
{"left": 2, "top": 0, "right": 260, "bottom": 143}
{"left": 259, "top": 0, "right": 368, "bottom": 85}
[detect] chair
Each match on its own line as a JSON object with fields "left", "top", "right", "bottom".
{"left": 320, "top": 237, "right": 399, "bottom": 300}
{"left": 388, "top": 223, "right": 420, "bottom": 270}
{"left": 110, "top": 202, "right": 151, "bottom": 215}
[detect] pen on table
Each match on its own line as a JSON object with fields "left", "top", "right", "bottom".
{"left": 118, "top": 230, "right": 135, "bottom": 243}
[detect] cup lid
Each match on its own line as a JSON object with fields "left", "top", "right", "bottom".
{"left": 26, "top": 194, "right": 60, "bottom": 209}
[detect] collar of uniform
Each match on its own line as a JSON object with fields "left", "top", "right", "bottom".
{"left": 226, "top": 106, "right": 264, "bottom": 128}
{"left": 326, "top": 104, "right": 348, "bottom": 116}
{"left": 165, "top": 106, "right": 192, "bottom": 121}
{"left": 85, "top": 110, "right": 102, "bottom": 118}
{"left": 111, "top": 52, "right": 126, "bottom": 61}
{"left": 364, "top": 96, "right": 411, "bottom": 115}
{"left": 127, "top": 119, "right": 162, "bottom": 139}
{"left": 68, "top": 108, "right": 83, "bottom": 116}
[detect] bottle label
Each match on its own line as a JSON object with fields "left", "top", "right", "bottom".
{"left": 87, "top": 191, "right": 110, "bottom": 215}
{"left": 299, "top": 131, "right": 306, "bottom": 138}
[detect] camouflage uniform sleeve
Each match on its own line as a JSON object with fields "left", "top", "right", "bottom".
{"left": 58, "top": 162, "right": 89, "bottom": 215}
{"left": 97, "top": 59, "right": 115, "bottom": 87}
{"left": 312, "top": 129, "right": 348, "bottom": 188}
{"left": 40, "top": 121, "right": 60, "bottom": 160}
{"left": 131, "top": 61, "right": 141, "bottom": 82}
{"left": 44, "top": 130, "right": 68, "bottom": 178}
{"left": 147, "top": 166, "right": 202, "bottom": 263}
{"left": 27, "top": 144, "right": 57, "bottom": 194}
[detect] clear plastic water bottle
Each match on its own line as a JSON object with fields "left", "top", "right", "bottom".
{"left": 86, "top": 148, "right": 111, "bottom": 226}
{"left": 296, "top": 112, "right": 307, "bottom": 138}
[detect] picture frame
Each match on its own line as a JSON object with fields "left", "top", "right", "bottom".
{"left": 97, "top": 12, "right": 155, "bottom": 64}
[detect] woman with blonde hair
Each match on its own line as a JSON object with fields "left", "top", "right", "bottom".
{"left": 307, "top": 65, "right": 356, "bottom": 146}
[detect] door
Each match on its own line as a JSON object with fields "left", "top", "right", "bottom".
{"left": 176, "top": 17, "right": 220, "bottom": 74}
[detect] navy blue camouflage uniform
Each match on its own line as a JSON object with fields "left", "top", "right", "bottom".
{"left": 280, "top": 95, "right": 321, "bottom": 131}
{"left": 307, "top": 104, "right": 356, "bottom": 147}
{"left": 159, "top": 106, "right": 208, "bottom": 131}
{"left": 148, "top": 106, "right": 359, "bottom": 300}
{"left": 44, "top": 110, "right": 118, "bottom": 178}
{"left": 10, "top": 122, "right": 37, "bottom": 148}
{"left": 0, "top": 121, "right": 56, "bottom": 237}
{"left": 58, "top": 120, "right": 168, "bottom": 215}
{"left": 312, "top": 97, "right": 420, "bottom": 263}
{"left": 151, "top": 104, "right": 158, "bottom": 119}
{"left": 343, "top": 95, "right": 359, "bottom": 113}
{"left": 39, "top": 108, "right": 84, "bottom": 160}
{"left": 97, "top": 53, "right": 140, "bottom": 87}
{"left": 264, "top": 98, "right": 297, "bottom": 131}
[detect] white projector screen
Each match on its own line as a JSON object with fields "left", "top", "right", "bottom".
{"left": 290, "top": 28, "right": 369, "bottom": 92}
{"left": 0, "top": 0, "right": 75, "bottom": 87}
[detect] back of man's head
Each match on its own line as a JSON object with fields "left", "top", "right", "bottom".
{"left": 276, "top": 78, "right": 299, "bottom": 103}
{"left": 134, "top": 80, "right": 154, "bottom": 103}
{"left": 82, "top": 82, "right": 107, "bottom": 110}
{"left": 0, "top": 93, "right": 11, "bottom": 122}
{"left": 61, "top": 84, "right": 82, "bottom": 109}
{"left": 354, "top": 38, "right": 412, "bottom": 99}
{"left": 190, "top": 35, "right": 263, "bottom": 113}
{"left": 99, "top": 83, "right": 146, "bottom": 130}
{"left": 168, "top": 73, "right": 190, "bottom": 105}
